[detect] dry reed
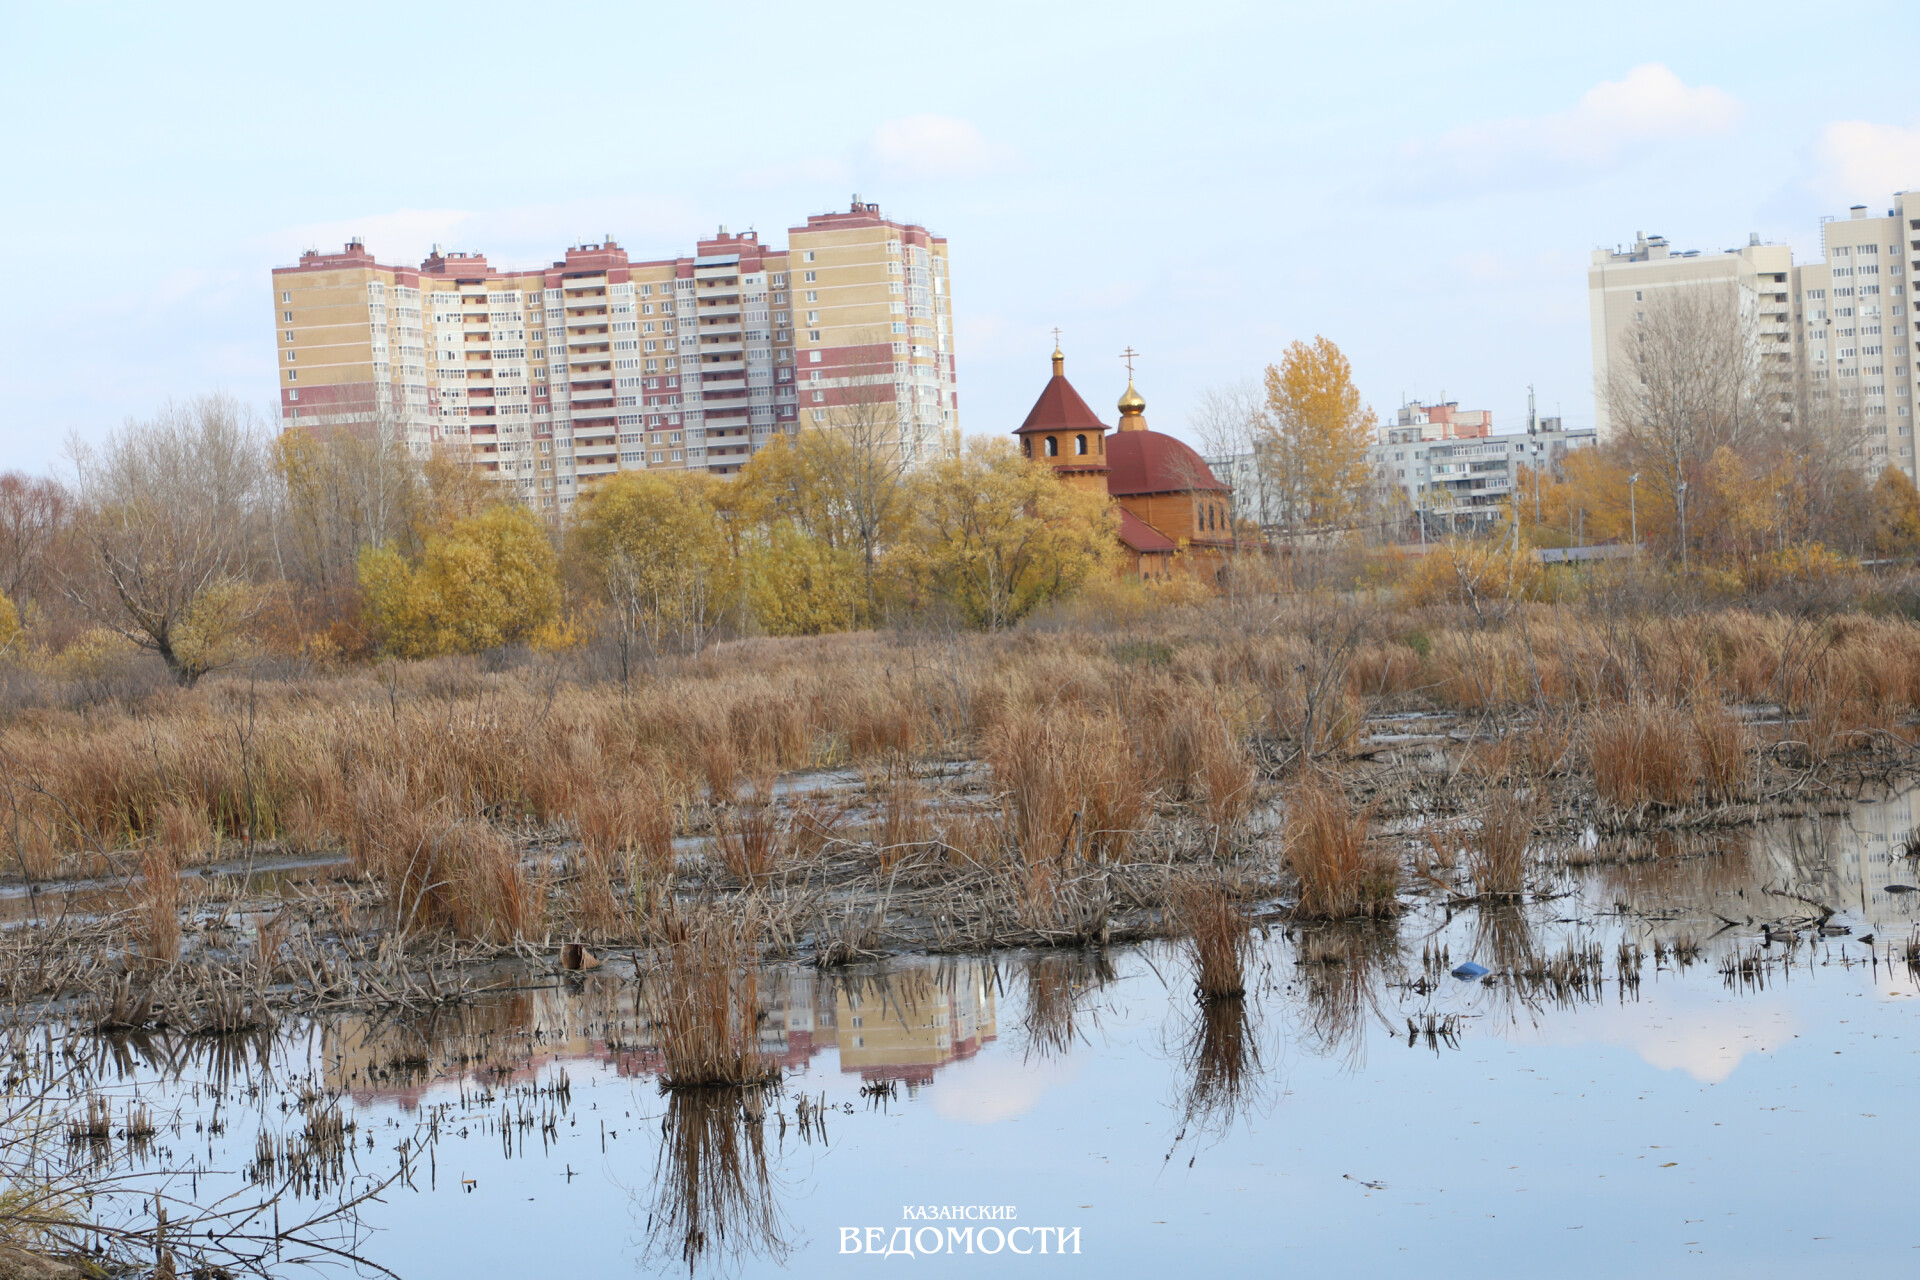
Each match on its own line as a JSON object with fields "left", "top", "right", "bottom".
{"left": 1171, "top": 882, "right": 1251, "bottom": 999}
{"left": 644, "top": 907, "right": 777, "bottom": 1088}
{"left": 1466, "top": 797, "right": 1533, "bottom": 898}
{"left": 1590, "top": 700, "right": 1699, "bottom": 808}
{"left": 1283, "top": 776, "right": 1397, "bottom": 920}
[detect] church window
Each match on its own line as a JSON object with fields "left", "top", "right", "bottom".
{"left": 1022, "top": 437, "right": 1031, "bottom": 457}
{"left": 1045, "top": 436, "right": 1058, "bottom": 457}
{"left": 1075, "top": 434, "right": 1087, "bottom": 455}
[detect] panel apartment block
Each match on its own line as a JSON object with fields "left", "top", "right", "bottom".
{"left": 270, "top": 198, "right": 958, "bottom": 511}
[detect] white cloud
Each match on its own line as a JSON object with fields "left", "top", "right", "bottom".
{"left": 869, "top": 115, "right": 1014, "bottom": 182}
{"left": 1812, "top": 119, "right": 1920, "bottom": 204}
{"left": 1424, "top": 64, "right": 1741, "bottom": 178}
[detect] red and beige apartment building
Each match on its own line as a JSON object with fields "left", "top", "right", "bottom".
{"left": 270, "top": 198, "right": 958, "bottom": 509}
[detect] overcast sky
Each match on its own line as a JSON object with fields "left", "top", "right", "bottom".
{"left": 3, "top": 0, "right": 1918, "bottom": 474}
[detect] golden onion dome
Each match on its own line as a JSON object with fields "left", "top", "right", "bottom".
{"left": 1117, "top": 379, "right": 1146, "bottom": 415}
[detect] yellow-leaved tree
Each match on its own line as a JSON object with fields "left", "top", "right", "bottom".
{"left": 358, "top": 504, "right": 561, "bottom": 657}
{"left": 742, "top": 520, "right": 862, "bottom": 636}
{"left": 0, "top": 589, "right": 20, "bottom": 656}
{"left": 1872, "top": 466, "right": 1920, "bottom": 559}
{"left": 888, "top": 439, "right": 1117, "bottom": 629}
{"left": 568, "top": 471, "right": 738, "bottom": 682}
{"left": 1260, "top": 337, "right": 1376, "bottom": 533}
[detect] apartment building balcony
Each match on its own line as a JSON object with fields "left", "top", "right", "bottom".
{"left": 698, "top": 318, "right": 744, "bottom": 336}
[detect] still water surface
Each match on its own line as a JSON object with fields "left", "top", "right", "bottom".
{"left": 65, "top": 791, "right": 1920, "bottom": 1277}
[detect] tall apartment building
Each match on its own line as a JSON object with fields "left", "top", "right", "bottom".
{"left": 1588, "top": 196, "right": 1920, "bottom": 482}
{"left": 1587, "top": 231, "right": 1795, "bottom": 439}
{"left": 1795, "top": 199, "right": 1920, "bottom": 475}
{"left": 270, "top": 198, "right": 958, "bottom": 510}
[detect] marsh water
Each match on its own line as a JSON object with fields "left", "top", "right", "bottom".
{"left": 41, "top": 791, "right": 1920, "bottom": 1277}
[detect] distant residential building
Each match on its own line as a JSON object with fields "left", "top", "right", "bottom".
{"left": 1588, "top": 231, "right": 1794, "bottom": 441}
{"left": 1588, "top": 196, "right": 1920, "bottom": 482}
{"left": 1392, "top": 399, "right": 1493, "bottom": 440}
{"left": 1370, "top": 420, "right": 1595, "bottom": 532}
{"left": 1796, "top": 200, "right": 1920, "bottom": 476}
{"left": 269, "top": 198, "right": 958, "bottom": 511}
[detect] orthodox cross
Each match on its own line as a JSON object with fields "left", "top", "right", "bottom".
{"left": 1119, "top": 346, "right": 1139, "bottom": 377}
{"left": 1051, "top": 326, "right": 1062, "bottom": 349}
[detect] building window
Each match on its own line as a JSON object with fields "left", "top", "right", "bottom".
{"left": 1045, "top": 436, "right": 1058, "bottom": 457}
{"left": 288, "top": 389, "right": 299, "bottom": 401}
{"left": 286, "top": 370, "right": 297, "bottom": 381}
{"left": 1075, "top": 433, "right": 1087, "bottom": 455}
{"left": 281, "top": 291, "right": 291, "bottom": 303}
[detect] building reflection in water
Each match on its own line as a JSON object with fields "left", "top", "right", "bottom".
{"left": 322, "top": 956, "right": 998, "bottom": 1107}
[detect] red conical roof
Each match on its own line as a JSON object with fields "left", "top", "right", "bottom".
{"left": 1016, "top": 373, "right": 1109, "bottom": 435}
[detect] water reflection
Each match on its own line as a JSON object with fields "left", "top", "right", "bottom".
{"left": 641, "top": 1086, "right": 789, "bottom": 1276}
{"left": 1176, "top": 993, "right": 1261, "bottom": 1136}
{"left": 320, "top": 958, "right": 1001, "bottom": 1106}
{"left": 1016, "top": 949, "right": 1113, "bottom": 1060}
{"left": 1292, "top": 921, "right": 1401, "bottom": 1065}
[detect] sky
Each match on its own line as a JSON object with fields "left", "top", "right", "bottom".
{"left": 3, "top": 0, "right": 1920, "bottom": 475}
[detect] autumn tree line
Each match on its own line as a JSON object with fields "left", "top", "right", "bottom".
{"left": 0, "top": 398, "right": 1128, "bottom": 689}
{"left": 1519, "top": 287, "right": 1920, "bottom": 577}
{"left": 1202, "top": 308, "right": 1920, "bottom": 586}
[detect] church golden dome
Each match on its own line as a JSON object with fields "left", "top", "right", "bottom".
{"left": 1117, "top": 379, "right": 1147, "bottom": 425}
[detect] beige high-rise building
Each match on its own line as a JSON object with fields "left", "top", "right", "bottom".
{"left": 1587, "top": 231, "right": 1794, "bottom": 438}
{"left": 270, "top": 198, "right": 958, "bottom": 511}
{"left": 1795, "top": 199, "right": 1920, "bottom": 477}
{"left": 1588, "top": 195, "right": 1920, "bottom": 482}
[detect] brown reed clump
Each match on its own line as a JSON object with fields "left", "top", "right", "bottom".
{"left": 645, "top": 907, "right": 779, "bottom": 1088}
{"left": 155, "top": 799, "right": 212, "bottom": 864}
{"left": 1466, "top": 797, "right": 1533, "bottom": 898}
{"left": 348, "top": 780, "right": 534, "bottom": 943}
{"left": 1283, "top": 775, "right": 1397, "bottom": 920}
{"left": 875, "top": 766, "right": 931, "bottom": 867}
{"left": 137, "top": 846, "right": 181, "bottom": 964}
{"left": 1691, "top": 700, "right": 1751, "bottom": 804}
{"left": 1172, "top": 881, "right": 1252, "bottom": 1000}
{"left": 986, "top": 705, "right": 1147, "bottom": 867}
{"left": 716, "top": 788, "right": 783, "bottom": 885}
{"left": 1589, "top": 700, "right": 1699, "bottom": 808}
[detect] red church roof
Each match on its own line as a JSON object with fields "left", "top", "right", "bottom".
{"left": 1017, "top": 374, "right": 1108, "bottom": 434}
{"left": 1117, "top": 508, "right": 1178, "bottom": 553}
{"left": 1106, "top": 430, "right": 1230, "bottom": 496}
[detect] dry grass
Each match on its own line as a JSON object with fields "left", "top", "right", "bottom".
{"left": 1466, "top": 796, "right": 1533, "bottom": 898}
{"left": 1590, "top": 700, "right": 1699, "bottom": 808}
{"left": 137, "top": 847, "right": 180, "bottom": 964}
{"left": 644, "top": 906, "right": 778, "bottom": 1088}
{"left": 348, "top": 778, "right": 534, "bottom": 943}
{"left": 1171, "top": 882, "right": 1251, "bottom": 999}
{"left": 1283, "top": 775, "right": 1397, "bottom": 920}
{"left": 716, "top": 788, "right": 783, "bottom": 885}
{"left": 1692, "top": 701, "right": 1751, "bottom": 803}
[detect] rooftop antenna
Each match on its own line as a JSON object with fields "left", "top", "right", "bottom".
{"left": 1527, "top": 384, "right": 1537, "bottom": 435}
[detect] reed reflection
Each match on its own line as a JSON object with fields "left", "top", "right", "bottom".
{"left": 1293, "top": 921, "right": 1401, "bottom": 1067}
{"left": 640, "top": 1084, "right": 790, "bottom": 1276}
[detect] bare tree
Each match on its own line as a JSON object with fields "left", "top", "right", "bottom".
{"left": 804, "top": 330, "right": 923, "bottom": 616}
{"left": 1601, "top": 284, "right": 1768, "bottom": 548}
{"left": 1189, "top": 380, "right": 1275, "bottom": 530}
{"left": 0, "top": 472, "right": 70, "bottom": 606}
{"left": 65, "top": 395, "right": 268, "bottom": 685}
